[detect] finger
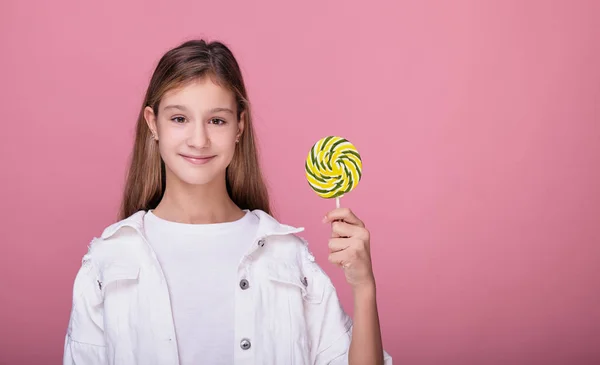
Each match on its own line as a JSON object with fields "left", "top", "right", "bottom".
{"left": 331, "top": 222, "right": 344, "bottom": 238}
{"left": 328, "top": 250, "right": 352, "bottom": 268}
{"left": 323, "top": 207, "right": 365, "bottom": 227}
{"left": 331, "top": 221, "right": 362, "bottom": 239}
{"left": 328, "top": 238, "right": 351, "bottom": 253}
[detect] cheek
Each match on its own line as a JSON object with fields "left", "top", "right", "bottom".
{"left": 213, "top": 139, "right": 237, "bottom": 168}
{"left": 225, "top": 138, "right": 238, "bottom": 154}
{"left": 212, "top": 128, "right": 236, "bottom": 150}
{"left": 158, "top": 127, "right": 185, "bottom": 148}
{"left": 157, "top": 133, "right": 184, "bottom": 165}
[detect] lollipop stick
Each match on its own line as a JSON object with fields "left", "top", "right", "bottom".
{"left": 336, "top": 196, "right": 341, "bottom": 209}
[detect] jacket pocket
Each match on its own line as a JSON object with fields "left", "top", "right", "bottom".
{"left": 265, "top": 263, "right": 316, "bottom": 365}
{"left": 98, "top": 262, "right": 140, "bottom": 294}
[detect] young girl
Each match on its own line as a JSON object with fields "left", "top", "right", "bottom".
{"left": 64, "top": 40, "right": 392, "bottom": 365}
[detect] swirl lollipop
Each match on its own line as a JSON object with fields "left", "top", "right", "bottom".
{"left": 305, "top": 136, "right": 362, "bottom": 208}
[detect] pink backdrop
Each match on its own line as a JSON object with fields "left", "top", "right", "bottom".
{"left": 1, "top": 0, "right": 599, "bottom": 364}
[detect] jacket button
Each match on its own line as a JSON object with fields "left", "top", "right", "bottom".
{"left": 240, "top": 338, "right": 251, "bottom": 350}
{"left": 257, "top": 239, "right": 266, "bottom": 247}
{"left": 239, "top": 279, "right": 249, "bottom": 290}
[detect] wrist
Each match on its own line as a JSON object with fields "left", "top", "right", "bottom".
{"left": 353, "top": 280, "right": 376, "bottom": 300}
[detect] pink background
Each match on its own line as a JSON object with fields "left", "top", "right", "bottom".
{"left": 1, "top": 0, "right": 599, "bottom": 364}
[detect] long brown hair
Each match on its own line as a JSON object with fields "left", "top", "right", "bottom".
{"left": 118, "top": 40, "right": 270, "bottom": 220}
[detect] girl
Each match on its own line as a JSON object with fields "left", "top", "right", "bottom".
{"left": 64, "top": 40, "right": 392, "bottom": 365}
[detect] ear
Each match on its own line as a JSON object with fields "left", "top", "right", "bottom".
{"left": 144, "top": 106, "right": 159, "bottom": 140}
{"left": 237, "top": 110, "right": 246, "bottom": 139}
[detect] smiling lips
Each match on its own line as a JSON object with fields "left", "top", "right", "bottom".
{"left": 180, "top": 154, "right": 216, "bottom": 165}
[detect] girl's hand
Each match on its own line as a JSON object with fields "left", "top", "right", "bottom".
{"left": 324, "top": 208, "right": 376, "bottom": 291}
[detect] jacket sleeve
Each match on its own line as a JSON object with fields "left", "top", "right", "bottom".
{"left": 300, "top": 245, "right": 393, "bottom": 365}
{"left": 63, "top": 248, "right": 107, "bottom": 365}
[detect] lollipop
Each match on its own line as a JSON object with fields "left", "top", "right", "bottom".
{"left": 305, "top": 136, "right": 362, "bottom": 208}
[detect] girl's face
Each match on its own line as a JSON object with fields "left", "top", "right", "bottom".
{"left": 144, "top": 77, "right": 245, "bottom": 187}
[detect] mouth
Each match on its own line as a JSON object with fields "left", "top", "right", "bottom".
{"left": 180, "top": 154, "right": 216, "bottom": 165}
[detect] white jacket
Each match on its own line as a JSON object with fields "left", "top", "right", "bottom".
{"left": 64, "top": 210, "right": 392, "bottom": 365}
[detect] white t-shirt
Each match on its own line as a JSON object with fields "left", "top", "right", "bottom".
{"left": 143, "top": 210, "right": 259, "bottom": 365}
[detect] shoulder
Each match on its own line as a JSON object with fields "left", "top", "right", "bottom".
{"left": 98, "top": 210, "right": 147, "bottom": 241}
{"left": 250, "top": 210, "right": 325, "bottom": 271}
{"left": 264, "top": 233, "right": 335, "bottom": 290}
{"left": 79, "top": 210, "right": 148, "bottom": 274}
{"left": 263, "top": 233, "right": 315, "bottom": 266}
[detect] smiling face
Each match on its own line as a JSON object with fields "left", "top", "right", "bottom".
{"left": 144, "top": 77, "right": 245, "bottom": 187}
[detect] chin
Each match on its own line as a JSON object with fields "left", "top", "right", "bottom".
{"left": 174, "top": 176, "right": 215, "bottom": 186}
{"left": 173, "top": 167, "right": 226, "bottom": 186}
{"left": 170, "top": 168, "right": 216, "bottom": 185}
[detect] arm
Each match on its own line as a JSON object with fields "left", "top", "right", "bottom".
{"left": 64, "top": 250, "right": 107, "bottom": 365}
{"left": 301, "top": 250, "right": 392, "bottom": 365}
{"left": 349, "top": 283, "right": 384, "bottom": 365}
{"left": 324, "top": 208, "right": 388, "bottom": 365}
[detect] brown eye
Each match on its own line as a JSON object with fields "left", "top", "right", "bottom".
{"left": 171, "top": 117, "right": 186, "bottom": 124}
{"left": 210, "top": 118, "right": 226, "bottom": 125}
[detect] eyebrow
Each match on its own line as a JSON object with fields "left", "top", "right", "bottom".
{"left": 210, "top": 107, "right": 235, "bottom": 115}
{"left": 162, "top": 105, "right": 235, "bottom": 115}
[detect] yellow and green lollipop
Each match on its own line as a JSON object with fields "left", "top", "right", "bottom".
{"left": 305, "top": 136, "right": 362, "bottom": 207}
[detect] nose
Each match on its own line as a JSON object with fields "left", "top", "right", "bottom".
{"left": 187, "top": 121, "right": 210, "bottom": 148}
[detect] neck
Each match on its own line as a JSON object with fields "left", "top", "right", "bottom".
{"left": 152, "top": 171, "right": 244, "bottom": 224}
